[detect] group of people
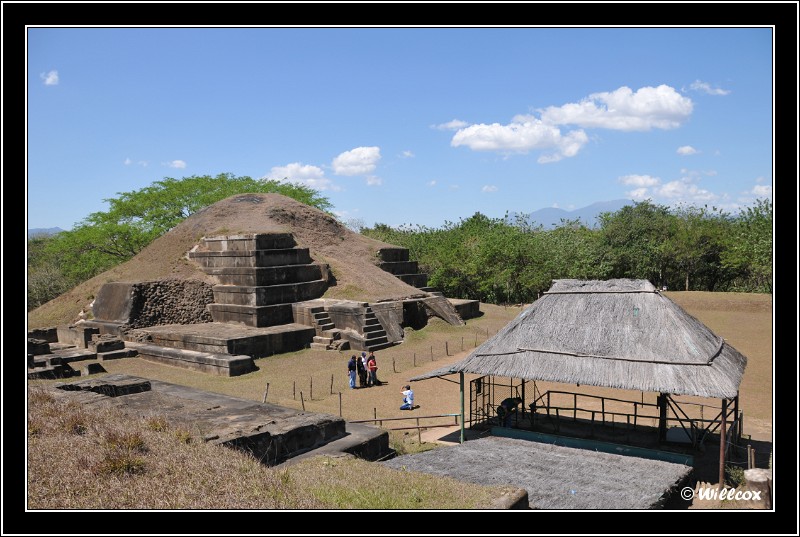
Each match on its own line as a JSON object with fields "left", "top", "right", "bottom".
{"left": 346, "top": 352, "right": 416, "bottom": 411}
{"left": 347, "top": 351, "right": 380, "bottom": 389}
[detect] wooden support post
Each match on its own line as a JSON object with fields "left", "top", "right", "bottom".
{"left": 262, "top": 382, "right": 270, "bottom": 403}
{"left": 633, "top": 402, "right": 638, "bottom": 430}
{"left": 393, "top": 357, "right": 396, "bottom": 373}
{"left": 602, "top": 398, "right": 606, "bottom": 423}
{"left": 719, "top": 398, "right": 728, "bottom": 487}
{"left": 658, "top": 393, "right": 667, "bottom": 443}
{"left": 339, "top": 392, "right": 342, "bottom": 417}
{"left": 310, "top": 376, "right": 313, "bottom": 400}
{"left": 300, "top": 391, "right": 305, "bottom": 411}
{"left": 416, "top": 417, "right": 421, "bottom": 444}
{"left": 293, "top": 380, "right": 296, "bottom": 400}
{"left": 459, "top": 372, "right": 465, "bottom": 444}
{"left": 573, "top": 393, "right": 577, "bottom": 421}
{"left": 374, "top": 407, "right": 377, "bottom": 421}
{"left": 330, "top": 374, "right": 334, "bottom": 395}
{"left": 445, "top": 341, "right": 449, "bottom": 356}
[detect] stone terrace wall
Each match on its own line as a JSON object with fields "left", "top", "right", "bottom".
{"left": 126, "top": 280, "right": 214, "bottom": 329}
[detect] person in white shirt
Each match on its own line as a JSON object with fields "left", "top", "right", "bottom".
{"left": 400, "top": 385, "right": 414, "bottom": 410}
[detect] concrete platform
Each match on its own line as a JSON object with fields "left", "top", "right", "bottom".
{"left": 50, "top": 374, "right": 392, "bottom": 466}
{"left": 448, "top": 298, "right": 482, "bottom": 320}
{"left": 139, "top": 322, "right": 315, "bottom": 358}
{"left": 127, "top": 341, "right": 256, "bottom": 377}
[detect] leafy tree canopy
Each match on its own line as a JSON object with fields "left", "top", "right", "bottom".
{"left": 27, "top": 173, "right": 331, "bottom": 310}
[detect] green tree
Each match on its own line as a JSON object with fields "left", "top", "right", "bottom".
{"left": 663, "top": 205, "right": 731, "bottom": 291}
{"left": 28, "top": 173, "right": 332, "bottom": 309}
{"left": 597, "top": 201, "right": 675, "bottom": 286}
{"left": 721, "top": 198, "right": 773, "bottom": 292}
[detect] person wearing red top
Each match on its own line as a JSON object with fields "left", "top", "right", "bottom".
{"left": 367, "top": 355, "right": 378, "bottom": 387}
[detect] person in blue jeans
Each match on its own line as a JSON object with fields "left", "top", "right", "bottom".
{"left": 400, "top": 385, "right": 414, "bottom": 410}
{"left": 347, "top": 355, "right": 357, "bottom": 389}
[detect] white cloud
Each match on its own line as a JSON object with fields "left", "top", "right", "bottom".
{"left": 137, "top": 160, "right": 148, "bottom": 167}
{"left": 627, "top": 188, "right": 651, "bottom": 200}
{"left": 677, "top": 145, "right": 698, "bottom": 155}
{"left": 451, "top": 118, "right": 589, "bottom": 163}
{"left": 689, "top": 80, "right": 731, "bottom": 96}
{"left": 401, "top": 150, "right": 414, "bottom": 158}
{"left": 267, "top": 162, "right": 340, "bottom": 191}
{"left": 656, "top": 179, "right": 717, "bottom": 201}
{"left": 332, "top": 146, "right": 381, "bottom": 176}
{"left": 123, "top": 157, "right": 132, "bottom": 165}
{"left": 539, "top": 85, "right": 693, "bottom": 131}
{"left": 618, "top": 174, "right": 661, "bottom": 187}
{"left": 751, "top": 184, "right": 772, "bottom": 198}
{"left": 166, "top": 160, "right": 187, "bottom": 169}
{"left": 482, "top": 185, "right": 498, "bottom": 193}
{"left": 433, "top": 119, "right": 469, "bottom": 131}
{"left": 40, "top": 70, "right": 59, "bottom": 85}
{"left": 427, "top": 180, "right": 437, "bottom": 187}
{"left": 448, "top": 84, "right": 690, "bottom": 164}
{"left": 365, "top": 176, "right": 382, "bottom": 186}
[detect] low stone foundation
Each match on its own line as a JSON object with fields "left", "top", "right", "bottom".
{"left": 129, "top": 342, "right": 256, "bottom": 377}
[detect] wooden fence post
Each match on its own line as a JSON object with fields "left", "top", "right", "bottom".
{"left": 262, "top": 382, "right": 270, "bottom": 403}
{"left": 293, "top": 381, "right": 296, "bottom": 400}
{"left": 393, "top": 357, "right": 396, "bottom": 373}
{"left": 310, "top": 376, "right": 313, "bottom": 400}
{"left": 330, "top": 374, "right": 334, "bottom": 395}
{"left": 445, "top": 341, "right": 449, "bottom": 356}
{"left": 339, "top": 392, "right": 342, "bottom": 417}
{"left": 300, "top": 391, "right": 305, "bottom": 411}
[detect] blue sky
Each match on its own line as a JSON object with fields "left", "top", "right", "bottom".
{"left": 26, "top": 26, "right": 773, "bottom": 231}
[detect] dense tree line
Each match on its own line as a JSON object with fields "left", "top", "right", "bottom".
{"left": 360, "top": 199, "right": 773, "bottom": 304}
{"left": 27, "top": 174, "right": 331, "bottom": 310}
{"left": 27, "top": 172, "right": 771, "bottom": 312}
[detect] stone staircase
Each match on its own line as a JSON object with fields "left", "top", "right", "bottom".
{"left": 375, "top": 247, "right": 432, "bottom": 292}
{"left": 293, "top": 300, "right": 394, "bottom": 352}
{"left": 308, "top": 307, "right": 346, "bottom": 350}
{"left": 189, "top": 233, "right": 330, "bottom": 327}
{"left": 375, "top": 246, "right": 480, "bottom": 320}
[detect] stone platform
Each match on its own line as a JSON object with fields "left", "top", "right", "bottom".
{"left": 138, "top": 322, "right": 315, "bottom": 358}
{"left": 50, "top": 374, "right": 391, "bottom": 466}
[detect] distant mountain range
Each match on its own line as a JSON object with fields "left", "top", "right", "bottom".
{"left": 28, "top": 227, "right": 65, "bottom": 238}
{"left": 508, "top": 199, "right": 634, "bottom": 229}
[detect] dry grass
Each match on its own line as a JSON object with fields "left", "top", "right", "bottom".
{"left": 26, "top": 387, "right": 505, "bottom": 510}
{"left": 26, "top": 292, "right": 772, "bottom": 510}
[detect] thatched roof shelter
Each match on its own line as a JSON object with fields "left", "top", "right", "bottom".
{"left": 412, "top": 279, "right": 747, "bottom": 399}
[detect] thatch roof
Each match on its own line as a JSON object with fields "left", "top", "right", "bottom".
{"left": 381, "top": 436, "right": 692, "bottom": 509}
{"left": 412, "top": 279, "right": 747, "bottom": 398}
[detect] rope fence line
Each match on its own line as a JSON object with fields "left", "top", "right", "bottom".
{"left": 262, "top": 326, "right": 503, "bottom": 420}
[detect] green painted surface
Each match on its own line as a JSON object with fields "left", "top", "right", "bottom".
{"left": 491, "top": 427, "right": 694, "bottom": 466}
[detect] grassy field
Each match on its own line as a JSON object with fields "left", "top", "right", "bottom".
{"left": 27, "top": 292, "right": 773, "bottom": 509}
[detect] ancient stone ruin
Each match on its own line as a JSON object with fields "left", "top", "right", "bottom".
{"left": 26, "top": 232, "right": 480, "bottom": 379}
